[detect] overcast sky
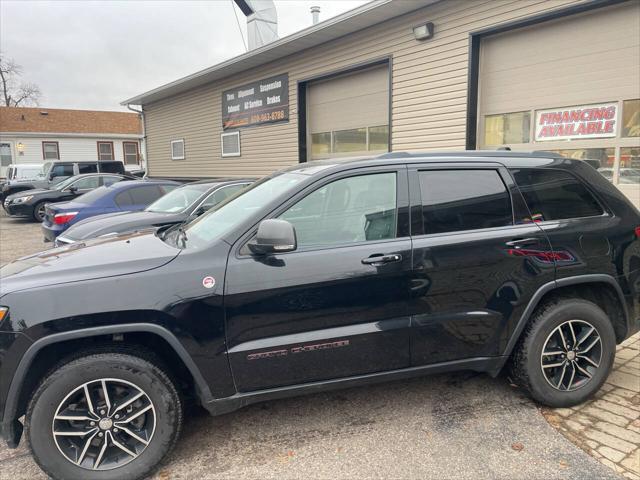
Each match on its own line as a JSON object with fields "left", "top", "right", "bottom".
{"left": 0, "top": 0, "right": 367, "bottom": 111}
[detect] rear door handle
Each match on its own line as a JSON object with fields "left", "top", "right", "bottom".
{"left": 505, "top": 237, "right": 539, "bottom": 248}
{"left": 361, "top": 254, "right": 402, "bottom": 265}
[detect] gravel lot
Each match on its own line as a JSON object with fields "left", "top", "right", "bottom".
{"left": 0, "top": 210, "right": 627, "bottom": 480}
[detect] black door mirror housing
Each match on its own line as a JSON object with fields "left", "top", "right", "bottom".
{"left": 248, "top": 219, "right": 297, "bottom": 255}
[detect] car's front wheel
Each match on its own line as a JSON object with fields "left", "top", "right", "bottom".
{"left": 26, "top": 352, "right": 183, "bottom": 480}
{"left": 32, "top": 201, "right": 47, "bottom": 222}
{"left": 510, "top": 298, "right": 616, "bottom": 407}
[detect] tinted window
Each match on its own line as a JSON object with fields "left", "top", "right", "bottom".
{"left": 279, "top": 172, "right": 397, "bottom": 247}
{"left": 74, "top": 186, "right": 110, "bottom": 205}
{"left": 129, "top": 185, "right": 163, "bottom": 205}
{"left": 98, "top": 162, "right": 124, "bottom": 174}
{"left": 419, "top": 170, "right": 512, "bottom": 234}
{"left": 510, "top": 168, "right": 604, "bottom": 221}
{"left": 115, "top": 191, "right": 134, "bottom": 208}
{"left": 78, "top": 163, "right": 98, "bottom": 174}
{"left": 50, "top": 164, "right": 74, "bottom": 178}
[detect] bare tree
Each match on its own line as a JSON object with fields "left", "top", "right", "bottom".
{"left": 0, "top": 54, "right": 42, "bottom": 107}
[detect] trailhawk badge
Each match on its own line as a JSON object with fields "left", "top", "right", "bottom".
{"left": 202, "top": 276, "right": 216, "bottom": 289}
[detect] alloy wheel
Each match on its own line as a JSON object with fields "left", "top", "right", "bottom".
{"left": 540, "top": 320, "right": 602, "bottom": 392}
{"left": 52, "top": 378, "right": 156, "bottom": 470}
{"left": 35, "top": 204, "right": 46, "bottom": 222}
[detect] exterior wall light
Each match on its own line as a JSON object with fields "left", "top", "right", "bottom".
{"left": 16, "top": 142, "right": 25, "bottom": 154}
{"left": 413, "top": 22, "right": 434, "bottom": 41}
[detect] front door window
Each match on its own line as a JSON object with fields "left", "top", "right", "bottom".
{"left": 279, "top": 172, "right": 397, "bottom": 248}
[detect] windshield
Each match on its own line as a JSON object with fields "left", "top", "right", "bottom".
{"left": 40, "top": 162, "right": 52, "bottom": 176}
{"left": 146, "top": 183, "right": 211, "bottom": 213}
{"left": 184, "top": 173, "right": 306, "bottom": 248}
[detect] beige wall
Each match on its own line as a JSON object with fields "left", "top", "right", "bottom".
{"left": 144, "top": 0, "right": 583, "bottom": 179}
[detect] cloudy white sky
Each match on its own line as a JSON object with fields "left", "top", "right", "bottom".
{"left": 0, "top": 0, "right": 367, "bottom": 111}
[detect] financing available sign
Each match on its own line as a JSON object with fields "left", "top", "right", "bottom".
{"left": 222, "top": 73, "right": 289, "bottom": 130}
{"left": 535, "top": 102, "right": 618, "bottom": 141}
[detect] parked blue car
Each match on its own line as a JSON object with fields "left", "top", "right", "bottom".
{"left": 42, "top": 179, "right": 178, "bottom": 241}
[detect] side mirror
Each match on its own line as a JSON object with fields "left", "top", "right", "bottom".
{"left": 248, "top": 219, "right": 297, "bottom": 255}
{"left": 68, "top": 185, "right": 78, "bottom": 193}
{"left": 193, "top": 206, "right": 206, "bottom": 217}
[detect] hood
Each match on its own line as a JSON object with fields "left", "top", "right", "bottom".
{"left": 0, "top": 230, "right": 181, "bottom": 296}
{"left": 7, "top": 188, "right": 53, "bottom": 199}
{"left": 63, "top": 211, "right": 183, "bottom": 241}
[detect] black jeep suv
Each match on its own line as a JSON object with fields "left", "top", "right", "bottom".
{"left": 0, "top": 152, "right": 638, "bottom": 480}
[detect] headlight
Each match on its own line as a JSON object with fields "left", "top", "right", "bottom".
{"left": 13, "top": 195, "right": 33, "bottom": 204}
{"left": 0, "top": 307, "right": 8, "bottom": 324}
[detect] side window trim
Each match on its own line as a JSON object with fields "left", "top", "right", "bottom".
{"left": 235, "top": 166, "right": 410, "bottom": 257}
{"left": 410, "top": 165, "right": 515, "bottom": 238}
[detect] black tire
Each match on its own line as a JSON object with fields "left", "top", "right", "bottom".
{"left": 32, "top": 201, "right": 47, "bottom": 222}
{"left": 510, "top": 298, "right": 616, "bottom": 408}
{"left": 26, "top": 352, "right": 183, "bottom": 480}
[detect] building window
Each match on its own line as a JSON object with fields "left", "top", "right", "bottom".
{"left": 620, "top": 147, "right": 640, "bottom": 184}
{"left": 0, "top": 143, "right": 12, "bottom": 167}
{"left": 42, "top": 141, "right": 60, "bottom": 160}
{"left": 484, "top": 112, "right": 531, "bottom": 145}
{"left": 311, "top": 132, "right": 331, "bottom": 156}
{"left": 171, "top": 139, "right": 185, "bottom": 160}
{"left": 333, "top": 128, "right": 367, "bottom": 154}
{"left": 622, "top": 99, "right": 640, "bottom": 137}
{"left": 123, "top": 141, "right": 139, "bottom": 165}
{"left": 311, "top": 125, "right": 389, "bottom": 157}
{"left": 97, "top": 141, "right": 114, "bottom": 161}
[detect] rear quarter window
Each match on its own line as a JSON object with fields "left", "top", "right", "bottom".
{"left": 510, "top": 168, "right": 604, "bottom": 221}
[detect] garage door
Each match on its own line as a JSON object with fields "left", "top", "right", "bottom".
{"left": 477, "top": 1, "right": 640, "bottom": 207}
{"left": 307, "top": 64, "right": 389, "bottom": 160}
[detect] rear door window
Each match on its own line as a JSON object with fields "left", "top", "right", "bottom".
{"left": 115, "top": 191, "right": 134, "bottom": 208}
{"left": 50, "top": 164, "right": 74, "bottom": 178}
{"left": 129, "top": 185, "right": 163, "bottom": 205}
{"left": 98, "top": 162, "right": 124, "bottom": 174}
{"left": 78, "top": 163, "right": 98, "bottom": 174}
{"left": 510, "top": 168, "right": 604, "bottom": 221}
{"left": 418, "top": 169, "right": 513, "bottom": 234}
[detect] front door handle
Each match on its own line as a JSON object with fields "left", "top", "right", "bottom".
{"left": 362, "top": 254, "right": 402, "bottom": 265}
{"left": 505, "top": 237, "right": 539, "bottom": 248}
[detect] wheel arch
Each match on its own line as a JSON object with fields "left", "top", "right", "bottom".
{"left": 2, "top": 323, "right": 213, "bottom": 448}
{"left": 501, "top": 274, "right": 629, "bottom": 365}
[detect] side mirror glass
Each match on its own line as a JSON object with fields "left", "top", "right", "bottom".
{"left": 248, "top": 219, "right": 297, "bottom": 255}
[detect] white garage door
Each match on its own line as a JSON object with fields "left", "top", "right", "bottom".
{"left": 307, "top": 64, "right": 389, "bottom": 160}
{"left": 478, "top": 2, "right": 640, "bottom": 207}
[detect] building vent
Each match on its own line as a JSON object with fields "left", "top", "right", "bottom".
{"left": 171, "top": 139, "right": 185, "bottom": 160}
{"left": 234, "top": 0, "right": 278, "bottom": 50}
{"left": 221, "top": 131, "right": 241, "bottom": 157}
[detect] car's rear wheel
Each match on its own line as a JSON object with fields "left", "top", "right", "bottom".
{"left": 26, "top": 352, "right": 182, "bottom": 480}
{"left": 510, "top": 298, "right": 616, "bottom": 407}
{"left": 32, "top": 201, "right": 47, "bottom": 222}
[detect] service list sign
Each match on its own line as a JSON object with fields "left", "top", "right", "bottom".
{"left": 535, "top": 103, "right": 618, "bottom": 141}
{"left": 222, "top": 73, "right": 289, "bottom": 130}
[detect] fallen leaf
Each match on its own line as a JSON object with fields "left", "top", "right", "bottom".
{"left": 511, "top": 442, "right": 524, "bottom": 451}
{"left": 559, "top": 459, "right": 569, "bottom": 470}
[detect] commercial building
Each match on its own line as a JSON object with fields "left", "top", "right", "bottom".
{"left": 0, "top": 106, "right": 144, "bottom": 178}
{"left": 124, "top": 0, "right": 640, "bottom": 206}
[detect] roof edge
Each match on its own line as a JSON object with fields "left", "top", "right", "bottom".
{"left": 121, "top": 0, "right": 404, "bottom": 106}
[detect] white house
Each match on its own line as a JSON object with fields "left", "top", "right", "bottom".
{"left": 0, "top": 106, "right": 144, "bottom": 178}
